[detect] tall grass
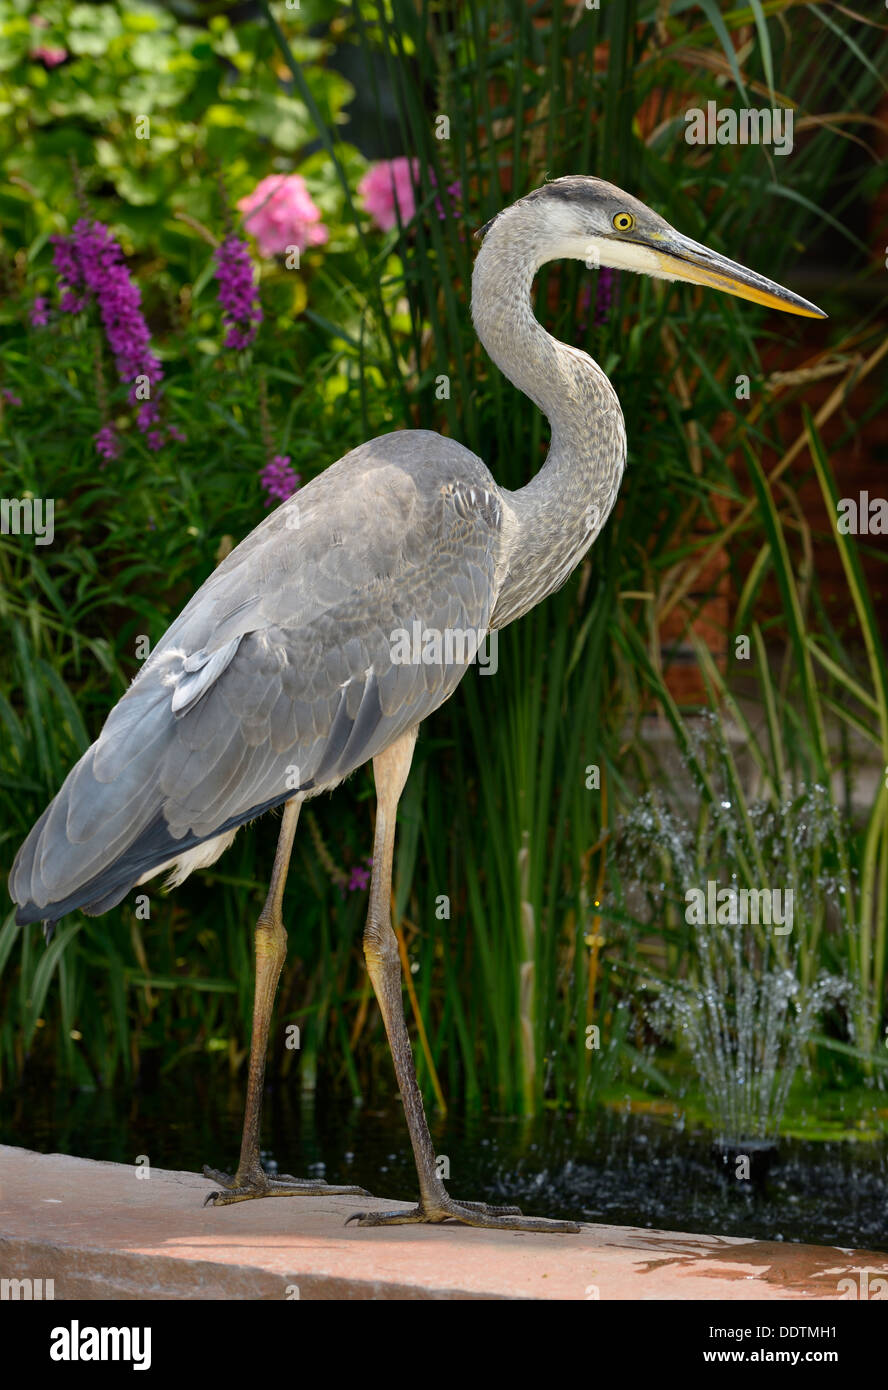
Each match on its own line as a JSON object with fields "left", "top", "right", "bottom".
{"left": 0, "top": 0, "right": 885, "bottom": 1121}
{"left": 309, "top": 0, "right": 887, "bottom": 1112}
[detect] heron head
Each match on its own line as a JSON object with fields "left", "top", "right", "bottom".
{"left": 477, "top": 175, "right": 825, "bottom": 319}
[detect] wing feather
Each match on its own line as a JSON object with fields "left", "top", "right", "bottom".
{"left": 9, "top": 431, "right": 505, "bottom": 923}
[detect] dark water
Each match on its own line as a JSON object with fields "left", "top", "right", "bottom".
{"left": 2, "top": 1076, "right": 886, "bottom": 1251}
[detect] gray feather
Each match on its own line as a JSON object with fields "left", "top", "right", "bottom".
{"left": 10, "top": 177, "right": 646, "bottom": 928}
{"left": 10, "top": 432, "right": 504, "bottom": 923}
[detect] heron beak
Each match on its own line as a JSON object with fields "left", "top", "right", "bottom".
{"left": 649, "top": 231, "right": 826, "bottom": 319}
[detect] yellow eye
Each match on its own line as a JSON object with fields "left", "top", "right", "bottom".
{"left": 612, "top": 212, "right": 635, "bottom": 232}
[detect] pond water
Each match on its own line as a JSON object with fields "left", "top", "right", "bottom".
{"left": 2, "top": 1076, "right": 886, "bottom": 1251}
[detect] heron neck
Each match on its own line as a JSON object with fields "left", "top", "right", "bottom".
{"left": 471, "top": 236, "right": 627, "bottom": 625}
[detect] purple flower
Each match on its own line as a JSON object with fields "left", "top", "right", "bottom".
{"left": 168, "top": 423, "right": 186, "bottom": 443}
{"left": 52, "top": 231, "right": 90, "bottom": 314}
{"left": 347, "top": 857, "right": 373, "bottom": 892}
{"left": 94, "top": 425, "right": 120, "bottom": 464}
{"left": 137, "top": 400, "right": 160, "bottom": 433}
{"left": 436, "top": 180, "right": 462, "bottom": 221}
{"left": 260, "top": 454, "right": 301, "bottom": 506}
{"left": 2, "top": 388, "right": 22, "bottom": 406}
{"left": 52, "top": 219, "right": 168, "bottom": 444}
{"left": 30, "top": 296, "right": 49, "bottom": 328}
{"left": 578, "top": 269, "right": 617, "bottom": 331}
{"left": 214, "top": 235, "right": 263, "bottom": 351}
{"left": 594, "top": 267, "right": 615, "bottom": 326}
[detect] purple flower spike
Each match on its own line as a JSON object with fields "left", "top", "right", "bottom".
{"left": 259, "top": 454, "right": 301, "bottom": 507}
{"left": 94, "top": 425, "right": 120, "bottom": 465}
{"left": 436, "top": 181, "right": 462, "bottom": 221}
{"left": 53, "top": 220, "right": 163, "bottom": 392}
{"left": 30, "top": 297, "right": 49, "bottom": 328}
{"left": 137, "top": 400, "right": 160, "bottom": 433}
{"left": 52, "top": 219, "right": 169, "bottom": 446}
{"left": 594, "top": 267, "right": 615, "bottom": 327}
{"left": 214, "top": 235, "right": 263, "bottom": 351}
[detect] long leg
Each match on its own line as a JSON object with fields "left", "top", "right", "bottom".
{"left": 347, "top": 727, "right": 579, "bottom": 1233}
{"left": 204, "top": 798, "right": 369, "bottom": 1206}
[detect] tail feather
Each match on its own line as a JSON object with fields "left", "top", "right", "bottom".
{"left": 11, "top": 788, "right": 293, "bottom": 930}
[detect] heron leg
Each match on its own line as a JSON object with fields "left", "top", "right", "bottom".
{"left": 204, "top": 798, "right": 369, "bottom": 1207}
{"left": 350, "top": 727, "right": 579, "bottom": 1234}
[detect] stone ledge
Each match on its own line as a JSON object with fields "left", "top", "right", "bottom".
{"left": 1, "top": 1144, "right": 886, "bottom": 1300}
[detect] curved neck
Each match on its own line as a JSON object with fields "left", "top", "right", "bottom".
{"left": 471, "top": 223, "right": 627, "bottom": 626}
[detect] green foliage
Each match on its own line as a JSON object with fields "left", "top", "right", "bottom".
{"left": 0, "top": 2, "right": 353, "bottom": 249}
{"left": 0, "top": 0, "right": 885, "bottom": 1135}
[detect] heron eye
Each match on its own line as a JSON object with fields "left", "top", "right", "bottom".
{"left": 612, "top": 212, "right": 635, "bottom": 232}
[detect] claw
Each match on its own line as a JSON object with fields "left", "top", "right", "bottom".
{"left": 202, "top": 1162, "right": 371, "bottom": 1205}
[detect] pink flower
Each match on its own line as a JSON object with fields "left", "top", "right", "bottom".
{"left": 358, "top": 158, "right": 422, "bottom": 232}
{"left": 29, "top": 25, "right": 67, "bottom": 66}
{"left": 32, "top": 45, "right": 67, "bottom": 67}
{"left": 358, "top": 160, "right": 460, "bottom": 231}
{"left": 237, "top": 175, "right": 329, "bottom": 259}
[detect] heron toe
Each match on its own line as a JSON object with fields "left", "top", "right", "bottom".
{"left": 345, "top": 1196, "right": 580, "bottom": 1233}
{"left": 457, "top": 1200, "right": 524, "bottom": 1216}
{"left": 202, "top": 1163, "right": 372, "bottom": 1206}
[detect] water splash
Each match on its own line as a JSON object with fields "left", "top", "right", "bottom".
{"left": 650, "top": 929, "right": 847, "bottom": 1146}
{"left": 612, "top": 725, "right": 855, "bottom": 1147}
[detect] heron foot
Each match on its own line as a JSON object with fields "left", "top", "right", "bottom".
{"left": 202, "top": 1164, "right": 372, "bottom": 1206}
{"left": 345, "top": 1194, "right": 580, "bottom": 1233}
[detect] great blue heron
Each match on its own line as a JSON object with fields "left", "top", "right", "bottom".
{"left": 10, "top": 177, "right": 823, "bottom": 1232}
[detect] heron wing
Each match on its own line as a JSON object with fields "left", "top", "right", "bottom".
{"left": 10, "top": 432, "right": 504, "bottom": 923}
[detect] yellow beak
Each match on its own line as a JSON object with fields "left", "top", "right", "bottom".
{"left": 652, "top": 232, "right": 826, "bottom": 319}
